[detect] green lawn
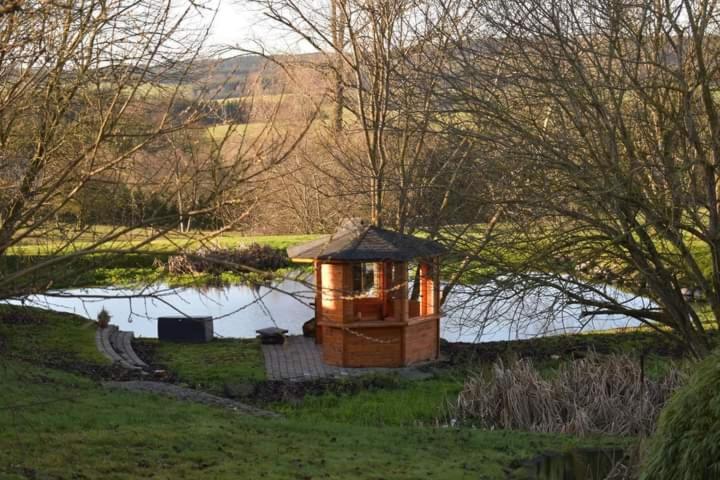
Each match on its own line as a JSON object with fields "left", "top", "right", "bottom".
{"left": 0, "top": 359, "right": 610, "bottom": 480}
{"left": 152, "top": 338, "right": 265, "bottom": 393}
{"left": 147, "top": 339, "right": 464, "bottom": 427}
{"left": 0, "top": 306, "right": 621, "bottom": 479}
{"left": 276, "top": 373, "right": 465, "bottom": 427}
{"left": 0, "top": 306, "right": 108, "bottom": 366}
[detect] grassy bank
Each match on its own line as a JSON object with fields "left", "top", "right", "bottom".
{"left": 8, "top": 226, "right": 319, "bottom": 255}
{"left": 2, "top": 359, "right": 610, "bottom": 479}
{"left": 0, "top": 305, "right": 623, "bottom": 479}
{"left": 3, "top": 229, "right": 318, "bottom": 290}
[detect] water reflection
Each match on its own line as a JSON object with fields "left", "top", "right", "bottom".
{"left": 525, "top": 448, "right": 627, "bottom": 480}
{"left": 442, "top": 281, "right": 650, "bottom": 342}
{"left": 14, "top": 280, "right": 315, "bottom": 339}
{"left": 8, "top": 277, "right": 648, "bottom": 342}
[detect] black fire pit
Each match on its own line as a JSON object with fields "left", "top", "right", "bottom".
{"left": 158, "top": 316, "right": 214, "bottom": 342}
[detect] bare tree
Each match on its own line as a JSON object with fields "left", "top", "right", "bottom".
{"left": 438, "top": 0, "right": 720, "bottom": 356}
{"left": 0, "top": 0, "right": 308, "bottom": 299}
{"left": 248, "top": 0, "right": 480, "bottom": 233}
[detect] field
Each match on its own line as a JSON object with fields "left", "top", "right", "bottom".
{"left": 7, "top": 225, "right": 318, "bottom": 255}
{"left": 0, "top": 306, "right": 627, "bottom": 479}
{"left": 2, "top": 227, "right": 319, "bottom": 290}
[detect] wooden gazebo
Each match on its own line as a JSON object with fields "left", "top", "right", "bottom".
{"left": 288, "top": 219, "right": 446, "bottom": 368}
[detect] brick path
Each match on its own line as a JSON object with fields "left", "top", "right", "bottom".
{"left": 262, "top": 336, "right": 434, "bottom": 381}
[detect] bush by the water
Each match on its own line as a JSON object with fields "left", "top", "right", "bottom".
{"left": 166, "top": 243, "right": 290, "bottom": 275}
{"left": 641, "top": 349, "right": 720, "bottom": 480}
{"left": 451, "top": 353, "right": 684, "bottom": 436}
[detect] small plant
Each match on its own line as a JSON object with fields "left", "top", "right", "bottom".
{"left": 96, "top": 308, "right": 111, "bottom": 329}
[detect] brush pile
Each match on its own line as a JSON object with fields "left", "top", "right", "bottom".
{"left": 166, "top": 243, "right": 290, "bottom": 275}
{"left": 451, "top": 352, "right": 684, "bottom": 436}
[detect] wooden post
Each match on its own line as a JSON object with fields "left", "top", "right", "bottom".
{"left": 382, "top": 261, "right": 393, "bottom": 318}
{"left": 433, "top": 257, "right": 440, "bottom": 316}
{"left": 315, "top": 260, "right": 323, "bottom": 344}
{"left": 433, "top": 257, "right": 441, "bottom": 358}
{"left": 393, "top": 261, "right": 409, "bottom": 322}
{"left": 419, "top": 262, "right": 429, "bottom": 316}
{"left": 419, "top": 259, "right": 439, "bottom": 316}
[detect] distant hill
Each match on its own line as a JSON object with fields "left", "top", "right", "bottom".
{"left": 169, "top": 52, "right": 329, "bottom": 100}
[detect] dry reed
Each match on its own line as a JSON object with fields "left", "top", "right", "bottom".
{"left": 451, "top": 353, "right": 684, "bottom": 436}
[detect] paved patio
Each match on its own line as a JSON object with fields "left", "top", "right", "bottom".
{"left": 261, "top": 336, "right": 436, "bottom": 381}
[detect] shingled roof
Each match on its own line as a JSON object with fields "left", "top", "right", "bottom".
{"left": 288, "top": 219, "right": 446, "bottom": 262}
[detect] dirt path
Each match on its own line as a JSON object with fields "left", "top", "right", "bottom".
{"left": 103, "top": 381, "right": 280, "bottom": 418}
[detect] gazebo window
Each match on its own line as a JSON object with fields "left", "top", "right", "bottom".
{"left": 352, "top": 262, "right": 376, "bottom": 296}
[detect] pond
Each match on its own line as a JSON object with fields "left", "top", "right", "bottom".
{"left": 8, "top": 276, "right": 649, "bottom": 342}
{"left": 524, "top": 447, "right": 628, "bottom": 480}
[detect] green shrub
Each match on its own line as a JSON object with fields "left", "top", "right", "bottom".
{"left": 641, "top": 349, "right": 720, "bottom": 479}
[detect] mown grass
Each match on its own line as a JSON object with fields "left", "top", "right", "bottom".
{"left": 145, "top": 334, "right": 467, "bottom": 426}
{"left": 152, "top": 338, "right": 265, "bottom": 393}
{"left": 0, "top": 305, "right": 108, "bottom": 366}
{"left": 0, "top": 307, "right": 618, "bottom": 479}
{"left": 276, "top": 372, "right": 465, "bottom": 427}
{"left": 0, "top": 359, "right": 611, "bottom": 480}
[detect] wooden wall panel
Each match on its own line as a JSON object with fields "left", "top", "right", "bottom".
{"left": 322, "top": 327, "right": 344, "bottom": 365}
{"left": 354, "top": 298, "right": 383, "bottom": 321}
{"left": 408, "top": 300, "right": 420, "bottom": 318}
{"left": 404, "top": 318, "right": 439, "bottom": 364}
{"left": 341, "top": 327, "right": 403, "bottom": 367}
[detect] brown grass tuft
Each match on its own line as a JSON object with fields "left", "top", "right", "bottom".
{"left": 450, "top": 352, "right": 684, "bottom": 436}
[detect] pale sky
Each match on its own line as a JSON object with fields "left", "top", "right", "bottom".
{"left": 197, "top": 1, "right": 310, "bottom": 54}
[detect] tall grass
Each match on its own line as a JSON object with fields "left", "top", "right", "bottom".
{"left": 451, "top": 353, "right": 685, "bottom": 436}
{"left": 641, "top": 348, "right": 720, "bottom": 479}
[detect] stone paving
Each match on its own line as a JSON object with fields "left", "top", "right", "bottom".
{"left": 262, "top": 336, "right": 436, "bottom": 381}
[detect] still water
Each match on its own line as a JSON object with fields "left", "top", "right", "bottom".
{"left": 525, "top": 448, "right": 628, "bottom": 480}
{"left": 10, "top": 276, "right": 649, "bottom": 342}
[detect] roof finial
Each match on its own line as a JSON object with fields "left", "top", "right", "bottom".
{"left": 337, "top": 217, "right": 367, "bottom": 233}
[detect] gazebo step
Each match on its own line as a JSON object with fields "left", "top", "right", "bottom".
{"left": 96, "top": 325, "right": 146, "bottom": 370}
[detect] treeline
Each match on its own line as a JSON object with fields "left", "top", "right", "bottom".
{"left": 54, "top": 180, "right": 221, "bottom": 230}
